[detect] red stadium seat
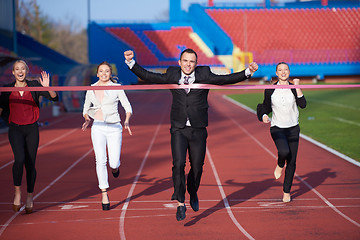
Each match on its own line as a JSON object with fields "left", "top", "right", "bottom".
{"left": 206, "top": 7, "right": 360, "bottom": 64}
{"left": 106, "top": 27, "right": 159, "bottom": 66}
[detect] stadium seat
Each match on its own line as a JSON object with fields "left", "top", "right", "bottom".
{"left": 206, "top": 7, "right": 360, "bottom": 65}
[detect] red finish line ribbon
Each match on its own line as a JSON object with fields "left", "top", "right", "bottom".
{"left": 0, "top": 84, "right": 359, "bottom": 92}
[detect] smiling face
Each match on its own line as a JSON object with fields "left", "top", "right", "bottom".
{"left": 97, "top": 64, "right": 111, "bottom": 84}
{"left": 275, "top": 63, "right": 290, "bottom": 83}
{"left": 12, "top": 61, "right": 28, "bottom": 82}
{"left": 178, "top": 52, "right": 197, "bottom": 76}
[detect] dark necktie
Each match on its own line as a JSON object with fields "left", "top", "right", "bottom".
{"left": 184, "top": 76, "right": 190, "bottom": 94}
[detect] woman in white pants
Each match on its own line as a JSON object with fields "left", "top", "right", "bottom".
{"left": 82, "top": 62, "right": 132, "bottom": 210}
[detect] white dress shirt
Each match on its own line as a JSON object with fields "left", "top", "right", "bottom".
{"left": 270, "top": 83, "right": 299, "bottom": 128}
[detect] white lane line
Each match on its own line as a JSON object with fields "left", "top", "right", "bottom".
{"left": 0, "top": 148, "right": 93, "bottom": 236}
{"left": 1, "top": 203, "right": 359, "bottom": 214}
{"left": 119, "top": 111, "right": 167, "bottom": 240}
{"left": 224, "top": 95, "right": 360, "bottom": 167}
{"left": 299, "top": 134, "right": 360, "bottom": 167}
{"left": 223, "top": 94, "right": 360, "bottom": 228}
{"left": 0, "top": 201, "right": 108, "bottom": 205}
{"left": 206, "top": 148, "right": 255, "bottom": 240}
{"left": 296, "top": 175, "right": 360, "bottom": 227}
{"left": 0, "top": 114, "right": 78, "bottom": 161}
{"left": 0, "top": 128, "right": 78, "bottom": 170}
{"left": 4, "top": 196, "right": 358, "bottom": 205}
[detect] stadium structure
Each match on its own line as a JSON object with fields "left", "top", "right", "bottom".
{"left": 89, "top": 0, "right": 360, "bottom": 85}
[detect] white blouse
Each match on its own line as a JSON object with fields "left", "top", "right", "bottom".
{"left": 83, "top": 81, "right": 132, "bottom": 123}
{"left": 270, "top": 87, "right": 299, "bottom": 128}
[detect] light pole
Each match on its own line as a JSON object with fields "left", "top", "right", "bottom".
{"left": 12, "top": 0, "right": 17, "bottom": 54}
{"left": 87, "top": 0, "right": 91, "bottom": 63}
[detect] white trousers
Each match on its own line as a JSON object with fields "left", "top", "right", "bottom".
{"left": 91, "top": 120, "right": 122, "bottom": 189}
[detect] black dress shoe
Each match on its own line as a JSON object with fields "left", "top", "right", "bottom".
{"left": 112, "top": 168, "right": 120, "bottom": 178}
{"left": 190, "top": 194, "right": 199, "bottom": 212}
{"left": 176, "top": 205, "right": 186, "bottom": 221}
{"left": 101, "top": 190, "right": 110, "bottom": 211}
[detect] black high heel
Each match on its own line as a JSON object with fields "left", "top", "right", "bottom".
{"left": 101, "top": 190, "right": 110, "bottom": 211}
{"left": 112, "top": 168, "right": 120, "bottom": 178}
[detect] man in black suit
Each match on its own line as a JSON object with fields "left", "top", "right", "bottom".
{"left": 124, "top": 49, "right": 258, "bottom": 221}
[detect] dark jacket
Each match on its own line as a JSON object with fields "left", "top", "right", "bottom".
{"left": 0, "top": 80, "right": 59, "bottom": 124}
{"left": 131, "top": 63, "right": 251, "bottom": 128}
{"left": 256, "top": 81, "right": 307, "bottom": 122}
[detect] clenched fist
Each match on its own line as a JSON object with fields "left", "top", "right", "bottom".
{"left": 124, "top": 50, "right": 134, "bottom": 62}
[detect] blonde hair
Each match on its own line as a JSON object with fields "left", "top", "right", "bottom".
{"left": 12, "top": 60, "right": 29, "bottom": 73}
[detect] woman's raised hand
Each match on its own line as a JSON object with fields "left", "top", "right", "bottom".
{"left": 40, "top": 71, "right": 50, "bottom": 87}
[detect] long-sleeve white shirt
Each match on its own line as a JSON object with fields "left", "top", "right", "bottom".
{"left": 270, "top": 87, "right": 299, "bottom": 128}
{"left": 83, "top": 81, "right": 132, "bottom": 123}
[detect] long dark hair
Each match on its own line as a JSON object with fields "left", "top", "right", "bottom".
{"left": 97, "top": 61, "right": 118, "bottom": 83}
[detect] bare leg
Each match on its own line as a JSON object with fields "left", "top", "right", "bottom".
{"left": 101, "top": 188, "right": 110, "bottom": 210}
{"left": 13, "top": 186, "right": 21, "bottom": 212}
{"left": 283, "top": 192, "right": 291, "bottom": 203}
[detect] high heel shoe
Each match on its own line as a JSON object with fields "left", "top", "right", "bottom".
{"left": 112, "top": 168, "right": 120, "bottom": 178}
{"left": 101, "top": 190, "right": 110, "bottom": 211}
{"left": 13, "top": 187, "right": 21, "bottom": 212}
{"left": 25, "top": 194, "right": 33, "bottom": 214}
{"left": 25, "top": 206, "right": 33, "bottom": 214}
{"left": 12, "top": 204, "right": 21, "bottom": 212}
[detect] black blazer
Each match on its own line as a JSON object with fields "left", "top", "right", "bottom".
{"left": 0, "top": 80, "right": 59, "bottom": 124}
{"left": 130, "top": 63, "right": 251, "bottom": 128}
{"left": 256, "top": 81, "right": 307, "bottom": 121}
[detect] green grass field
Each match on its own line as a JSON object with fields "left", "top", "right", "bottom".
{"left": 227, "top": 88, "right": 360, "bottom": 161}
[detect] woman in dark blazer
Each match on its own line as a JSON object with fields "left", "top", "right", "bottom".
{"left": 0, "top": 60, "right": 58, "bottom": 214}
{"left": 257, "top": 62, "right": 306, "bottom": 203}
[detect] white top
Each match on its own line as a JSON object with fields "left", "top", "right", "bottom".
{"left": 83, "top": 81, "right": 132, "bottom": 123}
{"left": 180, "top": 72, "right": 195, "bottom": 126}
{"left": 270, "top": 87, "right": 299, "bottom": 128}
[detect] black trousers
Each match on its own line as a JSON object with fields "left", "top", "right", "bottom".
{"left": 170, "top": 127, "right": 207, "bottom": 203}
{"left": 8, "top": 122, "right": 39, "bottom": 193}
{"left": 270, "top": 125, "right": 300, "bottom": 193}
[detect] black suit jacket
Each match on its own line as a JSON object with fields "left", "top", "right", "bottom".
{"left": 130, "top": 63, "right": 251, "bottom": 128}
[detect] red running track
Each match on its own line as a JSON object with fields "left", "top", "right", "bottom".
{"left": 0, "top": 90, "right": 359, "bottom": 240}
